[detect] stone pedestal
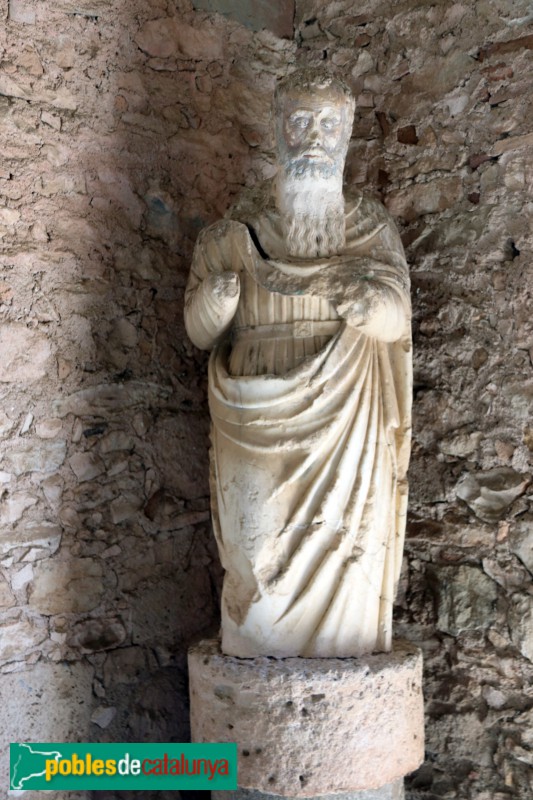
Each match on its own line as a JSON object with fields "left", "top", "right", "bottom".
{"left": 189, "top": 639, "right": 424, "bottom": 798}
{"left": 212, "top": 780, "right": 405, "bottom": 800}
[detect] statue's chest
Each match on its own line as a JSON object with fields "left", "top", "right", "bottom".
{"left": 233, "top": 269, "right": 338, "bottom": 328}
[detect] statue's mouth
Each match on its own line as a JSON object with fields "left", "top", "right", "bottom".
{"left": 302, "top": 148, "right": 331, "bottom": 161}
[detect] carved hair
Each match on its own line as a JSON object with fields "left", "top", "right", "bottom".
{"left": 274, "top": 66, "right": 355, "bottom": 118}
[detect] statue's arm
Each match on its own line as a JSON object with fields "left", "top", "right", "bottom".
{"left": 337, "top": 207, "right": 410, "bottom": 343}
{"left": 184, "top": 223, "right": 241, "bottom": 351}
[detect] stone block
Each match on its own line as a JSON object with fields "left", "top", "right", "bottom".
{"left": 0, "top": 324, "right": 52, "bottom": 383}
{"left": 0, "top": 613, "right": 48, "bottom": 662}
{"left": 110, "top": 493, "right": 143, "bottom": 523}
{"left": 36, "top": 418, "right": 63, "bottom": 439}
{"left": 509, "top": 594, "right": 533, "bottom": 662}
{"left": 52, "top": 381, "right": 173, "bottom": 418}
{"left": 189, "top": 639, "right": 424, "bottom": 797}
{"left": 509, "top": 516, "right": 533, "bottom": 573}
{"left": 192, "top": 0, "right": 295, "bottom": 38}
{"left": 385, "top": 177, "right": 463, "bottom": 222}
{"left": 436, "top": 565, "right": 497, "bottom": 635}
{"left": 54, "top": 0, "right": 112, "bottom": 13}
{"left": 0, "top": 411, "right": 15, "bottom": 438}
{"left": 0, "top": 575, "right": 15, "bottom": 608}
{"left": 135, "top": 18, "right": 224, "bottom": 60}
{"left": 8, "top": 0, "right": 36, "bottom": 24}
{"left": 456, "top": 467, "right": 528, "bottom": 522}
{"left": 4, "top": 439, "right": 67, "bottom": 476}
{"left": 68, "top": 451, "right": 105, "bottom": 482}
{"left": 480, "top": 33, "right": 533, "bottom": 60}
{"left": 0, "top": 491, "right": 37, "bottom": 525}
{"left": 1, "top": 522, "right": 62, "bottom": 562}
{"left": 66, "top": 616, "right": 127, "bottom": 653}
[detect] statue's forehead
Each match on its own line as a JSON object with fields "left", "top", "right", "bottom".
{"left": 280, "top": 90, "right": 347, "bottom": 114}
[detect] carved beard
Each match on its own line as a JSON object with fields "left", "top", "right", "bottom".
{"left": 277, "top": 161, "right": 345, "bottom": 259}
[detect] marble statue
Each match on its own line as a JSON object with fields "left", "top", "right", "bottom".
{"left": 184, "top": 68, "right": 412, "bottom": 659}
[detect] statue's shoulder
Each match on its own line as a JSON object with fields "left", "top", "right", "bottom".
{"left": 226, "top": 179, "right": 275, "bottom": 224}
{"left": 193, "top": 182, "right": 274, "bottom": 258}
{"left": 345, "top": 188, "right": 402, "bottom": 245}
{"left": 195, "top": 218, "right": 249, "bottom": 246}
{"left": 345, "top": 188, "right": 395, "bottom": 225}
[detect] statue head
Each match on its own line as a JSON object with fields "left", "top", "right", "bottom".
{"left": 274, "top": 68, "right": 355, "bottom": 180}
{"left": 272, "top": 68, "right": 355, "bottom": 259}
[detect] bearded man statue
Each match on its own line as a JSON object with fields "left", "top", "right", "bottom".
{"left": 184, "top": 68, "right": 412, "bottom": 660}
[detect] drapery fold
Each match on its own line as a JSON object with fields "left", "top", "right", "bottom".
{"left": 210, "top": 320, "right": 407, "bottom": 657}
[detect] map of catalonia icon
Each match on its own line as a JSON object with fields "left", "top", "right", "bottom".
{"left": 10, "top": 743, "right": 63, "bottom": 790}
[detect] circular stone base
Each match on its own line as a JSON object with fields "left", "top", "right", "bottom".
{"left": 189, "top": 639, "right": 424, "bottom": 797}
{"left": 212, "top": 778, "right": 405, "bottom": 800}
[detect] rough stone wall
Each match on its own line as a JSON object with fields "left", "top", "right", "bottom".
{"left": 0, "top": 0, "right": 532, "bottom": 798}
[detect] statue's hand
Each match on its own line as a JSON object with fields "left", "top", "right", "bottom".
{"left": 205, "top": 271, "right": 240, "bottom": 306}
{"left": 201, "top": 271, "right": 241, "bottom": 335}
{"left": 335, "top": 278, "right": 408, "bottom": 341}
{"left": 336, "top": 280, "right": 379, "bottom": 326}
{"left": 184, "top": 271, "right": 240, "bottom": 351}
{"left": 204, "top": 272, "right": 241, "bottom": 326}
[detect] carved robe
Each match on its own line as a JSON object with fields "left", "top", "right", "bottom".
{"left": 184, "top": 189, "right": 411, "bottom": 658}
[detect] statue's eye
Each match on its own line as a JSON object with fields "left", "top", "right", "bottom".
{"left": 290, "top": 116, "right": 309, "bottom": 129}
{"left": 322, "top": 117, "right": 340, "bottom": 130}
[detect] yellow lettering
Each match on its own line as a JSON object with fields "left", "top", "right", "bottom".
{"left": 72, "top": 753, "right": 84, "bottom": 776}
{"left": 106, "top": 759, "right": 117, "bottom": 776}
{"left": 45, "top": 760, "right": 58, "bottom": 782}
{"left": 92, "top": 759, "right": 104, "bottom": 776}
